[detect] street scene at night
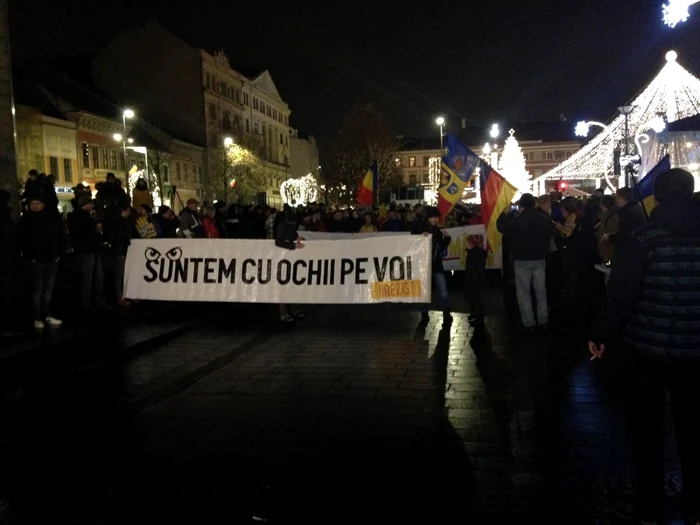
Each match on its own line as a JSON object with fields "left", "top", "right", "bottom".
{"left": 1, "top": 0, "right": 700, "bottom": 523}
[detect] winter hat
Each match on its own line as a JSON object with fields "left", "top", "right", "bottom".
{"left": 77, "top": 194, "right": 93, "bottom": 208}
{"left": 654, "top": 168, "right": 694, "bottom": 204}
{"left": 158, "top": 205, "right": 172, "bottom": 215}
{"left": 426, "top": 206, "right": 441, "bottom": 219}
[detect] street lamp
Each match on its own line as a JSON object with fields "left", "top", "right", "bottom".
{"left": 489, "top": 124, "right": 500, "bottom": 139}
{"left": 224, "top": 136, "right": 234, "bottom": 147}
{"left": 121, "top": 108, "right": 135, "bottom": 182}
{"left": 113, "top": 133, "right": 123, "bottom": 142}
{"left": 435, "top": 117, "right": 445, "bottom": 150}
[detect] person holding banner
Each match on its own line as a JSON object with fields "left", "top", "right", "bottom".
{"left": 275, "top": 204, "right": 306, "bottom": 323}
{"left": 413, "top": 207, "right": 452, "bottom": 324}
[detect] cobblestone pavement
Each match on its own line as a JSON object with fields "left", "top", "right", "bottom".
{"left": 0, "top": 294, "right": 685, "bottom": 524}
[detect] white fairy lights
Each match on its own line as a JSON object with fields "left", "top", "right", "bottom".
{"left": 544, "top": 51, "right": 700, "bottom": 181}
{"left": 662, "top": 0, "right": 699, "bottom": 27}
{"left": 280, "top": 174, "right": 319, "bottom": 206}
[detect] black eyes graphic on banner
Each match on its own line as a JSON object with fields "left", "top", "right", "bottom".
{"left": 144, "top": 247, "right": 183, "bottom": 262}
{"left": 145, "top": 247, "right": 161, "bottom": 261}
{"left": 166, "top": 247, "right": 183, "bottom": 261}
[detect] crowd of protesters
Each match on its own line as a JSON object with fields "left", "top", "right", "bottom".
{"left": 493, "top": 171, "right": 700, "bottom": 525}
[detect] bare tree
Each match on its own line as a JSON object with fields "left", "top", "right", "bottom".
{"left": 147, "top": 148, "right": 172, "bottom": 206}
{"left": 324, "top": 103, "right": 404, "bottom": 205}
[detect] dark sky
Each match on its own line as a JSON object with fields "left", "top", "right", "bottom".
{"left": 10, "top": 0, "right": 700, "bottom": 151}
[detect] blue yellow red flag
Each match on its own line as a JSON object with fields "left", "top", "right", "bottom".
{"left": 357, "top": 161, "right": 378, "bottom": 206}
{"left": 636, "top": 154, "right": 671, "bottom": 216}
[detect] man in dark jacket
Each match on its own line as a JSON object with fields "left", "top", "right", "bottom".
{"left": 413, "top": 206, "right": 452, "bottom": 324}
{"left": 68, "top": 194, "right": 106, "bottom": 311}
{"left": 589, "top": 169, "right": 700, "bottom": 524}
{"left": 274, "top": 205, "right": 304, "bottom": 322}
{"left": 610, "top": 187, "right": 647, "bottom": 256}
{"left": 497, "top": 193, "right": 552, "bottom": 332}
{"left": 18, "top": 197, "right": 64, "bottom": 329}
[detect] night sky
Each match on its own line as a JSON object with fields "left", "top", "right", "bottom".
{"left": 10, "top": 0, "right": 700, "bottom": 152}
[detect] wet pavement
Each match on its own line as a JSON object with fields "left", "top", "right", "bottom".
{"left": 0, "top": 290, "right": 685, "bottom": 524}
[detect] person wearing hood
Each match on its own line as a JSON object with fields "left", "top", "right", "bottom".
{"left": 68, "top": 194, "right": 106, "bottom": 312}
{"left": 132, "top": 178, "right": 153, "bottom": 211}
{"left": 412, "top": 206, "right": 452, "bottom": 325}
{"left": 589, "top": 169, "right": 700, "bottom": 525}
{"left": 275, "top": 205, "right": 305, "bottom": 323}
{"left": 17, "top": 196, "right": 64, "bottom": 330}
{"left": 152, "top": 205, "right": 179, "bottom": 238}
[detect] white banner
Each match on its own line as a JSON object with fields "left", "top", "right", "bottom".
{"left": 124, "top": 237, "right": 432, "bottom": 304}
{"left": 301, "top": 225, "right": 501, "bottom": 270}
{"left": 300, "top": 231, "right": 410, "bottom": 241}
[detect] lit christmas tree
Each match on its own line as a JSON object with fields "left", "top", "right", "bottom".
{"left": 499, "top": 129, "right": 532, "bottom": 195}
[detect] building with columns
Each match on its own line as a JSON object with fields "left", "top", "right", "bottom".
{"left": 92, "top": 20, "right": 292, "bottom": 206}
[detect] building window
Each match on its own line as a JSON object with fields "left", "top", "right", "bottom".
{"left": 183, "top": 163, "right": 189, "bottom": 183}
{"left": 100, "top": 149, "right": 109, "bottom": 169}
{"left": 91, "top": 147, "right": 99, "bottom": 169}
{"left": 409, "top": 174, "right": 417, "bottom": 185}
{"left": 253, "top": 98, "right": 258, "bottom": 110}
{"left": 222, "top": 110, "right": 232, "bottom": 130}
{"left": 49, "top": 156, "right": 59, "bottom": 177}
{"left": 117, "top": 152, "right": 124, "bottom": 171}
{"left": 198, "top": 166, "right": 203, "bottom": 183}
{"left": 395, "top": 158, "right": 402, "bottom": 167}
{"left": 63, "top": 159, "right": 73, "bottom": 183}
{"left": 244, "top": 92, "right": 249, "bottom": 106}
{"left": 175, "top": 162, "right": 181, "bottom": 181}
{"left": 423, "top": 156, "right": 430, "bottom": 167}
{"left": 409, "top": 156, "right": 416, "bottom": 167}
{"left": 254, "top": 122, "right": 260, "bottom": 134}
{"left": 546, "top": 152, "right": 553, "bottom": 160}
{"left": 209, "top": 103, "right": 217, "bottom": 120}
{"left": 205, "top": 72, "right": 210, "bottom": 88}
{"left": 280, "top": 133, "right": 284, "bottom": 145}
{"left": 423, "top": 172, "right": 430, "bottom": 184}
{"left": 163, "top": 165, "right": 169, "bottom": 183}
{"left": 246, "top": 118, "right": 250, "bottom": 132}
{"left": 192, "top": 164, "right": 196, "bottom": 180}
{"left": 82, "top": 143, "right": 90, "bottom": 168}
{"left": 273, "top": 109, "right": 277, "bottom": 120}
{"left": 267, "top": 106, "right": 271, "bottom": 117}
{"left": 566, "top": 151, "right": 572, "bottom": 158}
{"left": 109, "top": 150, "right": 118, "bottom": 169}
{"left": 236, "top": 89, "right": 241, "bottom": 103}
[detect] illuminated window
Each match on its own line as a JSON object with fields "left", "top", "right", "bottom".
{"left": 49, "top": 157, "right": 59, "bottom": 177}
{"left": 409, "top": 157, "right": 416, "bottom": 167}
{"left": 82, "top": 143, "right": 90, "bottom": 168}
{"left": 63, "top": 159, "right": 73, "bottom": 182}
{"left": 395, "top": 158, "right": 402, "bottom": 167}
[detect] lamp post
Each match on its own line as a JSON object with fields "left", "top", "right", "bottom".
{"left": 121, "top": 109, "right": 135, "bottom": 182}
{"left": 223, "top": 136, "right": 233, "bottom": 201}
{"left": 435, "top": 117, "right": 445, "bottom": 150}
{"left": 618, "top": 105, "right": 636, "bottom": 187}
{"left": 574, "top": 120, "right": 609, "bottom": 138}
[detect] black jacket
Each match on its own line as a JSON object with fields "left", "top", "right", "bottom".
{"left": 17, "top": 209, "right": 64, "bottom": 262}
{"left": 412, "top": 222, "right": 451, "bottom": 273}
{"left": 68, "top": 208, "right": 100, "bottom": 254}
{"left": 275, "top": 220, "right": 299, "bottom": 250}
{"left": 590, "top": 201, "right": 700, "bottom": 357}
{"left": 0, "top": 209, "right": 20, "bottom": 268}
{"left": 610, "top": 201, "right": 647, "bottom": 252}
{"left": 496, "top": 208, "right": 552, "bottom": 261}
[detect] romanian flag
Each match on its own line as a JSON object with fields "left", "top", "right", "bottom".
{"left": 357, "top": 161, "right": 378, "bottom": 206}
{"left": 438, "top": 133, "right": 517, "bottom": 251}
{"left": 437, "top": 134, "right": 480, "bottom": 219}
{"left": 479, "top": 157, "right": 518, "bottom": 253}
{"left": 636, "top": 154, "right": 671, "bottom": 216}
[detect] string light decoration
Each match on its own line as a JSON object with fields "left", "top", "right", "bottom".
{"left": 280, "top": 174, "right": 319, "bottom": 205}
{"left": 663, "top": 0, "right": 700, "bottom": 27}
{"left": 543, "top": 51, "right": 700, "bottom": 182}
{"left": 500, "top": 129, "right": 532, "bottom": 194}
